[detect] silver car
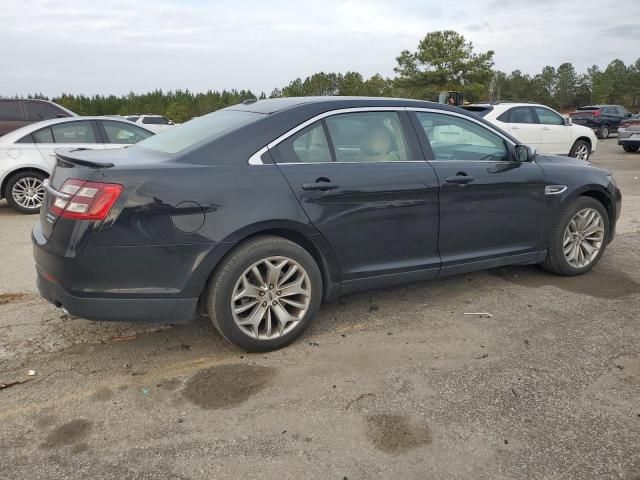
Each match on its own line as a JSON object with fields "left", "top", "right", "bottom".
{"left": 618, "top": 113, "right": 640, "bottom": 153}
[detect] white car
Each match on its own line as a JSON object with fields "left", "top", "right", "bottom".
{"left": 463, "top": 102, "right": 597, "bottom": 161}
{"left": 124, "top": 115, "right": 178, "bottom": 133}
{"left": 0, "top": 117, "right": 154, "bottom": 213}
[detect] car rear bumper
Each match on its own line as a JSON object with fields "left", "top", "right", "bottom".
{"left": 618, "top": 130, "right": 640, "bottom": 145}
{"left": 36, "top": 271, "right": 197, "bottom": 324}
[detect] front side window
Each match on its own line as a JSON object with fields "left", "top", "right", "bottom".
{"left": 324, "top": 111, "right": 410, "bottom": 162}
{"left": 534, "top": 107, "right": 563, "bottom": 125}
{"left": 416, "top": 112, "right": 508, "bottom": 161}
{"left": 506, "top": 107, "right": 536, "bottom": 124}
{"left": 0, "top": 101, "right": 21, "bottom": 121}
{"left": 50, "top": 121, "right": 98, "bottom": 144}
{"left": 271, "top": 121, "right": 332, "bottom": 163}
{"left": 101, "top": 120, "right": 154, "bottom": 144}
{"left": 25, "top": 102, "right": 64, "bottom": 121}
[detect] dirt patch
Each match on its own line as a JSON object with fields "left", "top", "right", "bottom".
{"left": 159, "top": 378, "right": 182, "bottom": 391}
{"left": 183, "top": 364, "right": 275, "bottom": 410}
{"left": 489, "top": 267, "right": 640, "bottom": 300}
{"left": 41, "top": 419, "right": 92, "bottom": 448}
{"left": 0, "top": 293, "right": 30, "bottom": 305}
{"left": 34, "top": 414, "right": 57, "bottom": 428}
{"left": 366, "top": 414, "right": 431, "bottom": 454}
{"left": 91, "top": 387, "right": 114, "bottom": 402}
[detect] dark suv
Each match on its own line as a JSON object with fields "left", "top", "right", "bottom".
{"left": 569, "top": 105, "right": 632, "bottom": 139}
{"left": 33, "top": 97, "right": 621, "bottom": 351}
{"left": 0, "top": 99, "right": 76, "bottom": 136}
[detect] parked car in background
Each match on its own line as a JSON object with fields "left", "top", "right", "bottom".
{"left": 124, "top": 114, "right": 177, "bottom": 132}
{"left": 33, "top": 97, "right": 620, "bottom": 352}
{"left": 618, "top": 113, "right": 640, "bottom": 152}
{"left": 0, "top": 117, "right": 154, "bottom": 213}
{"left": 569, "top": 105, "right": 632, "bottom": 139}
{"left": 0, "top": 99, "right": 76, "bottom": 136}
{"left": 462, "top": 102, "right": 597, "bottom": 161}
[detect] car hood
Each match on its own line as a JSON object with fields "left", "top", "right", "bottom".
{"left": 572, "top": 123, "right": 597, "bottom": 136}
{"left": 538, "top": 154, "right": 592, "bottom": 167}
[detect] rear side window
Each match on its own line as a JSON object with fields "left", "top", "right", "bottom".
{"left": 33, "top": 128, "right": 54, "bottom": 143}
{"left": 503, "top": 107, "right": 536, "bottom": 124}
{"left": 101, "top": 120, "right": 154, "bottom": 144}
{"left": 0, "top": 101, "right": 21, "bottom": 121}
{"left": 126, "top": 116, "right": 139, "bottom": 122}
{"left": 50, "top": 121, "right": 99, "bottom": 144}
{"left": 461, "top": 106, "right": 493, "bottom": 117}
{"left": 134, "top": 110, "right": 262, "bottom": 154}
{"left": 271, "top": 121, "right": 332, "bottom": 163}
{"left": 25, "top": 102, "right": 65, "bottom": 121}
{"left": 324, "top": 111, "right": 410, "bottom": 162}
{"left": 534, "top": 107, "right": 563, "bottom": 125}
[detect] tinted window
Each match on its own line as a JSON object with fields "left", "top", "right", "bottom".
{"left": 50, "top": 121, "right": 98, "bottom": 144}
{"left": 325, "top": 111, "right": 410, "bottom": 162}
{"left": 126, "top": 116, "right": 139, "bottom": 122}
{"left": 101, "top": 120, "right": 154, "bottom": 144}
{"left": 507, "top": 107, "right": 536, "bottom": 124}
{"left": 416, "top": 112, "right": 508, "bottom": 162}
{"left": 142, "top": 116, "right": 170, "bottom": 125}
{"left": 616, "top": 106, "right": 629, "bottom": 116}
{"left": 271, "top": 121, "right": 332, "bottom": 163}
{"left": 603, "top": 106, "right": 615, "bottom": 115}
{"left": 461, "top": 106, "right": 493, "bottom": 117}
{"left": 0, "top": 101, "right": 21, "bottom": 121}
{"left": 534, "top": 107, "right": 563, "bottom": 125}
{"left": 32, "top": 128, "right": 54, "bottom": 143}
{"left": 134, "top": 110, "right": 261, "bottom": 154}
{"left": 25, "top": 102, "right": 64, "bottom": 121}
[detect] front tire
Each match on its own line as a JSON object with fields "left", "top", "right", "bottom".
{"left": 5, "top": 171, "right": 47, "bottom": 214}
{"left": 622, "top": 144, "right": 639, "bottom": 153}
{"left": 542, "top": 196, "right": 609, "bottom": 276}
{"left": 206, "top": 236, "right": 323, "bottom": 352}
{"left": 569, "top": 139, "right": 591, "bottom": 161}
{"left": 597, "top": 124, "right": 609, "bottom": 139}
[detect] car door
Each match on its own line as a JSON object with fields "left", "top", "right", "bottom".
{"left": 269, "top": 109, "right": 441, "bottom": 290}
{"left": 33, "top": 120, "right": 104, "bottom": 169}
{"left": 533, "top": 106, "right": 572, "bottom": 154}
{"left": 98, "top": 119, "right": 154, "bottom": 148}
{"left": 612, "top": 107, "right": 628, "bottom": 131}
{"left": 497, "top": 106, "right": 543, "bottom": 151}
{"left": 409, "top": 109, "right": 546, "bottom": 275}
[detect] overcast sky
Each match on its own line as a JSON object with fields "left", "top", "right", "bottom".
{"left": 2, "top": 0, "right": 639, "bottom": 97}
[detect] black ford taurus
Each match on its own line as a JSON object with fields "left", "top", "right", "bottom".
{"left": 33, "top": 97, "right": 622, "bottom": 351}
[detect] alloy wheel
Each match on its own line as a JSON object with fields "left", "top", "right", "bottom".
{"left": 12, "top": 177, "right": 45, "bottom": 210}
{"left": 231, "top": 256, "right": 311, "bottom": 340}
{"left": 562, "top": 208, "right": 605, "bottom": 269}
{"left": 575, "top": 144, "right": 589, "bottom": 160}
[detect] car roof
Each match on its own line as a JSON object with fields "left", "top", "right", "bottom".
{"left": 0, "top": 116, "right": 153, "bottom": 143}
{"left": 226, "top": 96, "right": 459, "bottom": 114}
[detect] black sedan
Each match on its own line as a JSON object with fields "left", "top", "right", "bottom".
{"left": 33, "top": 97, "right": 622, "bottom": 351}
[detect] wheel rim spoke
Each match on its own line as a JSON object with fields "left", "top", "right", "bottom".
{"left": 231, "top": 255, "right": 311, "bottom": 340}
{"left": 13, "top": 177, "right": 44, "bottom": 209}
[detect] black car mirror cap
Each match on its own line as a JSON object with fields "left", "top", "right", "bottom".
{"left": 515, "top": 144, "right": 535, "bottom": 162}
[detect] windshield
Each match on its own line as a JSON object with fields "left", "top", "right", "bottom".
{"left": 461, "top": 106, "right": 493, "bottom": 117}
{"left": 134, "top": 110, "right": 263, "bottom": 154}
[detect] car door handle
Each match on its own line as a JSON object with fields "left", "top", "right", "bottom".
{"left": 302, "top": 181, "right": 339, "bottom": 191}
{"left": 542, "top": 127, "right": 550, "bottom": 130}
{"left": 511, "top": 126, "right": 520, "bottom": 130}
{"left": 446, "top": 175, "right": 474, "bottom": 185}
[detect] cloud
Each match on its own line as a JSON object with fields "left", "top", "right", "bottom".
{"left": 0, "top": 0, "right": 638, "bottom": 97}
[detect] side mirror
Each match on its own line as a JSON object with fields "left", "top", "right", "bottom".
{"left": 563, "top": 116, "right": 572, "bottom": 126}
{"left": 625, "top": 112, "right": 632, "bottom": 118}
{"left": 515, "top": 144, "right": 535, "bottom": 162}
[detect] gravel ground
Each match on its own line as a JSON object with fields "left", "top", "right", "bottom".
{"left": 1, "top": 139, "right": 639, "bottom": 479}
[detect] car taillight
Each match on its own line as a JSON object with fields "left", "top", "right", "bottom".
{"left": 620, "top": 121, "right": 629, "bottom": 128}
{"left": 592, "top": 110, "right": 601, "bottom": 117}
{"left": 49, "top": 178, "right": 123, "bottom": 220}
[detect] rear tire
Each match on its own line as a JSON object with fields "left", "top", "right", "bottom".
{"left": 206, "top": 236, "right": 323, "bottom": 352}
{"left": 541, "top": 196, "right": 609, "bottom": 276}
{"left": 569, "top": 139, "right": 591, "bottom": 161}
{"left": 5, "top": 171, "right": 47, "bottom": 214}
{"left": 622, "top": 144, "right": 639, "bottom": 153}
{"left": 597, "top": 124, "right": 609, "bottom": 139}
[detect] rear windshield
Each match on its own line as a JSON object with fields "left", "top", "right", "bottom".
{"left": 461, "top": 106, "right": 493, "bottom": 117}
{"left": 134, "top": 110, "right": 263, "bottom": 154}
{"left": 577, "top": 106, "right": 600, "bottom": 111}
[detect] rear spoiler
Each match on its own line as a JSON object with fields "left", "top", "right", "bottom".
{"left": 55, "top": 148, "right": 114, "bottom": 169}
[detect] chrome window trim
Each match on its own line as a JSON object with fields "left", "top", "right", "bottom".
{"left": 247, "top": 106, "right": 518, "bottom": 165}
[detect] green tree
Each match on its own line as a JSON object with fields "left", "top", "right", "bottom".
{"left": 393, "top": 30, "right": 494, "bottom": 101}
{"left": 165, "top": 102, "right": 191, "bottom": 123}
{"left": 554, "top": 62, "right": 578, "bottom": 110}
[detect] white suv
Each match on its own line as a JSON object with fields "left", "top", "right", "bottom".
{"left": 463, "top": 102, "right": 597, "bottom": 161}
{"left": 125, "top": 115, "right": 178, "bottom": 133}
